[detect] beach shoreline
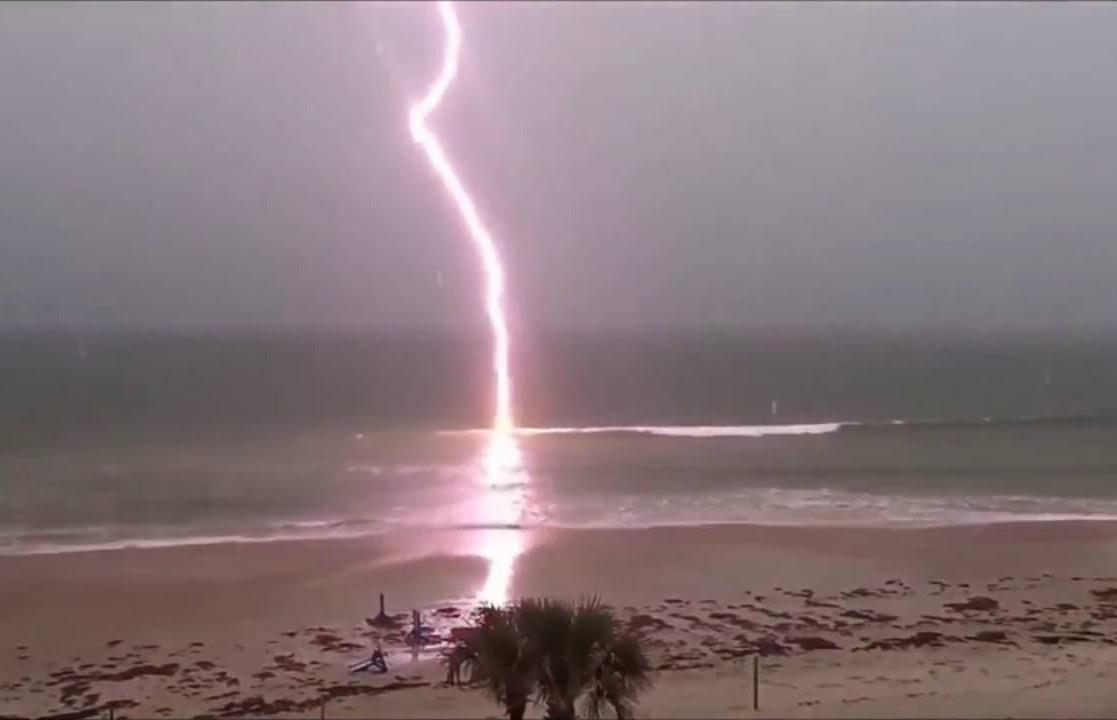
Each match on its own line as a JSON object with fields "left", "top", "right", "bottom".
{"left": 5, "top": 519, "right": 1117, "bottom": 717}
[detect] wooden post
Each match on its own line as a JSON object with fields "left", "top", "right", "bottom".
{"left": 379, "top": 593, "right": 385, "bottom": 616}
{"left": 320, "top": 699, "right": 327, "bottom": 720}
{"left": 752, "top": 655, "right": 759, "bottom": 711}
{"left": 108, "top": 708, "right": 115, "bottom": 720}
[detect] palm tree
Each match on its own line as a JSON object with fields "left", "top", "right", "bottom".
{"left": 579, "top": 633, "right": 652, "bottom": 720}
{"left": 449, "top": 597, "right": 652, "bottom": 720}
{"left": 450, "top": 605, "right": 534, "bottom": 720}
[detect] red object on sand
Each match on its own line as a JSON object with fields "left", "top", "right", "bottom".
{"left": 450, "top": 627, "right": 478, "bottom": 643}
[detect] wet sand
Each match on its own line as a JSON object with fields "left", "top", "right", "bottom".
{"left": 5, "top": 520, "right": 1117, "bottom": 718}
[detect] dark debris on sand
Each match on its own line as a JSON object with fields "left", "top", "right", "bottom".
{"left": 944, "top": 596, "right": 1000, "bottom": 613}
{"left": 20, "top": 574, "right": 1117, "bottom": 716}
{"left": 211, "top": 681, "right": 428, "bottom": 718}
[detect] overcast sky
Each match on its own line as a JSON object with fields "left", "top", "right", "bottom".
{"left": 1, "top": 2, "right": 1115, "bottom": 333}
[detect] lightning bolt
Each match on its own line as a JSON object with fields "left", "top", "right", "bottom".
{"left": 409, "top": 1, "right": 514, "bottom": 439}
{"left": 409, "top": 2, "right": 524, "bottom": 605}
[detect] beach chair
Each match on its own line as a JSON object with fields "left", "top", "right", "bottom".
{"left": 348, "top": 648, "right": 388, "bottom": 674}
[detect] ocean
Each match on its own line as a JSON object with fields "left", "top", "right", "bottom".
{"left": 3, "top": 328, "right": 1117, "bottom": 554}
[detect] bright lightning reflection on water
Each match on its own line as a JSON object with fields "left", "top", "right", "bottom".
{"left": 475, "top": 429, "right": 526, "bottom": 606}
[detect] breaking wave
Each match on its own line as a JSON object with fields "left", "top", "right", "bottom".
{"left": 441, "top": 412, "right": 1117, "bottom": 439}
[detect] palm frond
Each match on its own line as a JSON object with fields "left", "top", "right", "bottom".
{"left": 460, "top": 596, "right": 654, "bottom": 720}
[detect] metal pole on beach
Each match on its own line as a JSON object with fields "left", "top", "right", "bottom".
{"left": 753, "top": 654, "right": 759, "bottom": 711}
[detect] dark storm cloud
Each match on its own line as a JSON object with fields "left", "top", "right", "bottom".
{"left": 1, "top": 2, "right": 1115, "bottom": 332}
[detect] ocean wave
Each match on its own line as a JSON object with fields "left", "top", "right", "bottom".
{"left": 441, "top": 423, "right": 844, "bottom": 438}
{"left": 516, "top": 423, "right": 844, "bottom": 438}
{"left": 438, "top": 412, "right": 1117, "bottom": 439}
{"left": 0, "top": 525, "right": 390, "bottom": 557}
{"left": 8, "top": 486, "right": 1117, "bottom": 556}
{"left": 852, "top": 413, "right": 1117, "bottom": 432}
{"left": 345, "top": 463, "right": 452, "bottom": 475}
{"left": 0, "top": 532, "right": 319, "bottom": 557}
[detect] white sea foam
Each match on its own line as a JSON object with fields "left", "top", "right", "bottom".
{"left": 441, "top": 423, "right": 844, "bottom": 438}
{"left": 9, "top": 418, "right": 1117, "bottom": 556}
{"left": 9, "top": 487, "right": 1117, "bottom": 557}
{"left": 0, "top": 524, "right": 388, "bottom": 557}
{"left": 522, "top": 487, "right": 1117, "bottom": 530}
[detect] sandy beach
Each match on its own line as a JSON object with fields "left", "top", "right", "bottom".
{"left": 6, "top": 0, "right": 1117, "bottom": 717}
{"left": 5, "top": 520, "right": 1117, "bottom": 718}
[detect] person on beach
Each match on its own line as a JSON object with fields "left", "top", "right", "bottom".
{"left": 370, "top": 645, "right": 388, "bottom": 673}
{"left": 407, "top": 609, "right": 428, "bottom": 646}
{"left": 348, "top": 644, "right": 388, "bottom": 674}
{"left": 445, "top": 650, "right": 461, "bottom": 686}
